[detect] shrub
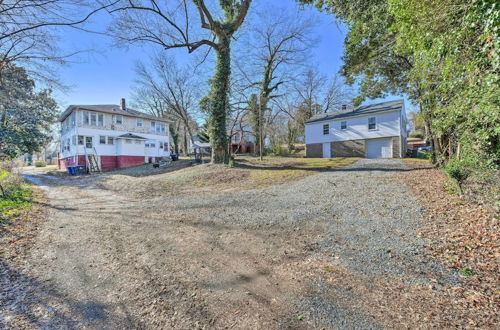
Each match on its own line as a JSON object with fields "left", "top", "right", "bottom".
{"left": 445, "top": 158, "right": 471, "bottom": 194}
{"left": 34, "top": 160, "right": 47, "bottom": 167}
{"left": 0, "top": 170, "right": 24, "bottom": 198}
{"left": 270, "top": 144, "right": 288, "bottom": 156}
{"left": 409, "top": 133, "right": 424, "bottom": 139}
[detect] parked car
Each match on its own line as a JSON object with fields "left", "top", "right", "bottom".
{"left": 417, "top": 146, "right": 433, "bottom": 152}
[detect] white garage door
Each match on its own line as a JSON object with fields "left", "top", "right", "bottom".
{"left": 366, "top": 139, "right": 393, "bottom": 158}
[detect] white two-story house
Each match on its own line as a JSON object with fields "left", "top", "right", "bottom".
{"left": 58, "top": 99, "right": 171, "bottom": 170}
{"left": 305, "top": 99, "right": 407, "bottom": 158}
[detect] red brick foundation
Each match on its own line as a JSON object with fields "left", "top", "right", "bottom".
{"left": 116, "top": 156, "right": 145, "bottom": 168}
{"left": 59, "top": 155, "right": 146, "bottom": 171}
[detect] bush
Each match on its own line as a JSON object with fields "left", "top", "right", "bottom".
{"left": 409, "top": 133, "right": 424, "bottom": 139}
{"left": 445, "top": 158, "right": 471, "bottom": 194}
{"left": 0, "top": 167, "right": 31, "bottom": 221}
{"left": 270, "top": 144, "right": 289, "bottom": 156}
{"left": 34, "top": 160, "right": 47, "bottom": 167}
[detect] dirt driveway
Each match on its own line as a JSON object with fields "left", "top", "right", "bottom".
{"left": 2, "top": 160, "right": 457, "bottom": 329}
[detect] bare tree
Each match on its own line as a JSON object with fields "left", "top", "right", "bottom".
{"left": 132, "top": 54, "right": 200, "bottom": 155}
{"left": 0, "top": 0, "right": 115, "bottom": 85}
{"left": 101, "top": 0, "right": 253, "bottom": 163}
{"left": 233, "top": 7, "right": 315, "bottom": 158}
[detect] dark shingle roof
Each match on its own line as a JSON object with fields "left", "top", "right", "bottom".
{"left": 116, "top": 133, "right": 147, "bottom": 139}
{"left": 57, "top": 104, "right": 171, "bottom": 123}
{"left": 305, "top": 99, "right": 404, "bottom": 124}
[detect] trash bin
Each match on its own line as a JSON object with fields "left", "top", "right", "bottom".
{"left": 67, "top": 166, "right": 75, "bottom": 176}
{"left": 75, "top": 165, "right": 85, "bottom": 175}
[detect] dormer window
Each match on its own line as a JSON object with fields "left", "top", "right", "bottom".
{"left": 368, "top": 117, "right": 377, "bottom": 130}
{"left": 323, "top": 124, "right": 329, "bottom": 135}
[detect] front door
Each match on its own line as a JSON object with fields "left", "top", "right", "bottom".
{"left": 323, "top": 142, "right": 331, "bottom": 158}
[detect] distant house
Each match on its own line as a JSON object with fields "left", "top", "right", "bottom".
{"left": 230, "top": 123, "right": 255, "bottom": 154}
{"left": 58, "top": 98, "right": 171, "bottom": 171}
{"left": 305, "top": 100, "right": 407, "bottom": 158}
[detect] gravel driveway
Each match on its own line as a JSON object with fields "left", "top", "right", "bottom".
{"left": 3, "top": 159, "right": 453, "bottom": 329}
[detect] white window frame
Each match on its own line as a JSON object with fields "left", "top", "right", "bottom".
{"left": 115, "top": 115, "right": 123, "bottom": 125}
{"left": 145, "top": 140, "right": 156, "bottom": 148}
{"left": 90, "top": 112, "right": 97, "bottom": 126}
{"left": 107, "top": 137, "right": 114, "bottom": 145}
{"left": 136, "top": 119, "right": 143, "bottom": 127}
{"left": 83, "top": 111, "right": 89, "bottom": 125}
{"left": 85, "top": 136, "right": 93, "bottom": 149}
{"left": 340, "top": 121, "right": 347, "bottom": 130}
{"left": 78, "top": 135, "right": 84, "bottom": 145}
{"left": 368, "top": 117, "right": 377, "bottom": 130}
{"left": 99, "top": 136, "right": 106, "bottom": 144}
{"left": 323, "top": 124, "right": 329, "bottom": 135}
{"left": 98, "top": 113, "right": 104, "bottom": 127}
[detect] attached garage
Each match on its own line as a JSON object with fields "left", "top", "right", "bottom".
{"left": 366, "top": 138, "right": 393, "bottom": 158}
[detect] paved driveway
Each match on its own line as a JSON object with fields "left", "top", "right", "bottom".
{"left": 2, "top": 159, "right": 453, "bottom": 329}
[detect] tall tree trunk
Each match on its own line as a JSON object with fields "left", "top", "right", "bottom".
{"left": 169, "top": 125, "right": 179, "bottom": 154}
{"left": 208, "top": 38, "right": 231, "bottom": 164}
{"left": 183, "top": 130, "right": 188, "bottom": 156}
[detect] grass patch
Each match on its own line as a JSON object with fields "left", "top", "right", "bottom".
{"left": 96, "top": 156, "right": 357, "bottom": 199}
{"left": 0, "top": 184, "right": 33, "bottom": 222}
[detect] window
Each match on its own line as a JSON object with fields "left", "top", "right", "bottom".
{"left": 83, "top": 111, "right": 89, "bottom": 125}
{"left": 341, "top": 121, "right": 347, "bottom": 130}
{"left": 145, "top": 140, "right": 156, "bottom": 148}
{"left": 368, "top": 117, "right": 377, "bottom": 130}
{"left": 136, "top": 119, "right": 143, "bottom": 127}
{"left": 151, "top": 121, "right": 166, "bottom": 133}
{"left": 323, "top": 124, "right": 329, "bottom": 135}
{"left": 72, "top": 135, "right": 76, "bottom": 145}
{"left": 98, "top": 113, "right": 104, "bottom": 126}
{"left": 125, "top": 139, "right": 132, "bottom": 144}
{"left": 90, "top": 112, "right": 97, "bottom": 126}
{"left": 78, "top": 136, "right": 84, "bottom": 145}
{"left": 85, "top": 136, "right": 93, "bottom": 149}
{"left": 71, "top": 112, "right": 76, "bottom": 126}
{"left": 99, "top": 136, "right": 106, "bottom": 144}
{"left": 107, "top": 137, "right": 114, "bottom": 145}
{"left": 135, "top": 139, "right": 142, "bottom": 144}
{"left": 115, "top": 115, "right": 123, "bottom": 124}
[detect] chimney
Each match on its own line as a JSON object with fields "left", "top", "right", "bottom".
{"left": 341, "top": 104, "right": 347, "bottom": 111}
{"left": 120, "top": 98, "right": 126, "bottom": 110}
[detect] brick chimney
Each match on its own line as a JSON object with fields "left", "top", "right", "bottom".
{"left": 120, "top": 98, "right": 126, "bottom": 110}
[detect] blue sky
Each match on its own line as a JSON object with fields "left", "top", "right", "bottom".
{"left": 54, "top": 1, "right": 409, "bottom": 111}
{"left": 55, "top": 1, "right": 346, "bottom": 107}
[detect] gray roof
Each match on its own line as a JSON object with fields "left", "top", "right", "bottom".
{"left": 57, "top": 104, "right": 171, "bottom": 123}
{"left": 116, "top": 133, "right": 146, "bottom": 140}
{"left": 305, "top": 99, "right": 404, "bottom": 124}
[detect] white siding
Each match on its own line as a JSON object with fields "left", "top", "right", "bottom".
{"left": 305, "top": 111, "right": 401, "bottom": 144}
{"left": 61, "top": 126, "right": 170, "bottom": 158}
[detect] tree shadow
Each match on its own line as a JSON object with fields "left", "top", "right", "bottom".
{"left": 0, "top": 260, "right": 141, "bottom": 329}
